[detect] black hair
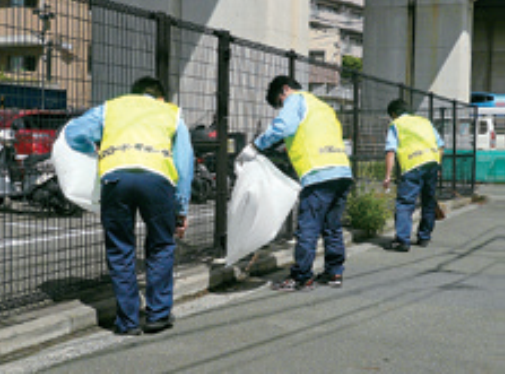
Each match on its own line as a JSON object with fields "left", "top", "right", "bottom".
{"left": 265, "top": 75, "right": 302, "bottom": 109}
{"left": 131, "top": 76, "right": 166, "bottom": 99}
{"left": 387, "top": 99, "right": 410, "bottom": 118}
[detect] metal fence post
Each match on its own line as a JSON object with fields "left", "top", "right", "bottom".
{"left": 155, "top": 12, "right": 171, "bottom": 101}
{"left": 428, "top": 92, "right": 434, "bottom": 122}
{"left": 398, "top": 83, "right": 405, "bottom": 101}
{"left": 214, "top": 30, "right": 231, "bottom": 258}
{"left": 284, "top": 49, "right": 297, "bottom": 239}
{"left": 438, "top": 107, "right": 446, "bottom": 191}
{"left": 471, "top": 105, "right": 478, "bottom": 194}
{"left": 452, "top": 100, "right": 457, "bottom": 195}
{"left": 352, "top": 71, "right": 360, "bottom": 180}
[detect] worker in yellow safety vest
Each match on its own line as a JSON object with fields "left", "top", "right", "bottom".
{"left": 383, "top": 98, "right": 444, "bottom": 252}
{"left": 65, "top": 76, "right": 194, "bottom": 335}
{"left": 237, "top": 75, "right": 353, "bottom": 291}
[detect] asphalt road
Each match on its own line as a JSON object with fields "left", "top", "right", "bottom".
{"left": 3, "top": 186, "right": 504, "bottom": 374}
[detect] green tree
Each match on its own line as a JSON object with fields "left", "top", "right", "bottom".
{"left": 341, "top": 55, "right": 362, "bottom": 79}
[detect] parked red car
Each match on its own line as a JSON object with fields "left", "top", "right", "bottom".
{"left": 0, "top": 109, "right": 76, "bottom": 158}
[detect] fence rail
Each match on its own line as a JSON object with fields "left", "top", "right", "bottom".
{"left": 0, "top": 0, "right": 475, "bottom": 316}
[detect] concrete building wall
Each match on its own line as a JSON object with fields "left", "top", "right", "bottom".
{"left": 308, "top": 0, "right": 363, "bottom": 110}
{"left": 0, "top": 0, "right": 91, "bottom": 109}
{"left": 363, "top": 0, "right": 474, "bottom": 104}
{"left": 472, "top": 2, "right": 505, "bottom": 93}
{"left": 115, "top": 0, "right": 181, "bottom": 18}
{"left": 309, "top": 0, "right": 364, "bottom": 65}
{"left": 181, "top": 0, "right": 309, "bottom": 54}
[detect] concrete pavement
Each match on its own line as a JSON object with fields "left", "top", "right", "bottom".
{"left": 0, "top": 193, "right": 476, "bottom": 363}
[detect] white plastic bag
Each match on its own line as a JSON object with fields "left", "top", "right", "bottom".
{"left": 226, "top": 154, "right": 301, "bottom": 266}
{"left": 51, "top": 123, "right": 101, "bottom": 214}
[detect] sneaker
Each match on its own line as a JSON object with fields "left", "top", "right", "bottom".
{"left": 386, "top": 240, "right": 410, "bottom": 252}
{"left": 271, "top": 277, "right": 315, "bottom": 292}
{"left": 144, "top": 313, "right": 175, "bottom": 334}
{"left": 114, "top": 326, "right": 143, "bottom": 336}
{"left": 415, "top": 239, "right": 430, "bottom": 247}
{"left": 315, "top": 272, "right": 343, "bottom": 288}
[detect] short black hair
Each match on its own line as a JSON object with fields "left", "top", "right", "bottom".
{"left": 131, "top": 76, "right": 166, "bottom": 98}
{"left": 266, "top": 75, "right": 302, "bottom": 109}
{"left": 387, "top": 99, "right": 410, "bottom": 117}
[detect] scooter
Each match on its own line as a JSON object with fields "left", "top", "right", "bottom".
{"left": 191, "top": 155, "right": 214, "bottom": 204}
{"left": 0, "top": 128, "right": 81, "bottom": 216}
{"left": 190, "top": 123, "right": 246, "bottom": 204}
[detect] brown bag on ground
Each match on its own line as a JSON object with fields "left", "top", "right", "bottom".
{"left": 435, "top": 200, "right": 446, "bottom": 221}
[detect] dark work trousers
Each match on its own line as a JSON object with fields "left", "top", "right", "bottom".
{"left": 395, "top": 163, "right": 439, "bottom": 246}
{"left": 291, "top": 178, "right": 353, "bottom": 282}
{"left": 101, "top": 169, "right": 176, "bottom": 332}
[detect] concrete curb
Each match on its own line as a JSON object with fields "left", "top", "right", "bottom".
{"left": 0, "top": 196, "right": 474, "bottom": 360}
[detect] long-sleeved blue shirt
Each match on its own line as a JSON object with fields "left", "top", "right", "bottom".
{"left": 385, "top": 114, "right": 445, "bottom": 152}
{"left": 64, "top": 96, "right": 194, "bottom": 216}
{"left": 253, "top": 92, "right": 353, "bottom": 187}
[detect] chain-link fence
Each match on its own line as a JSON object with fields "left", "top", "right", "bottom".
{"left": 0, "top": 0, "right": 476, "bottom": 316}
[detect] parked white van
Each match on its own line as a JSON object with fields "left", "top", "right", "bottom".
{"left": 435, "top": 108, "right": 505, "bottom": 151}
{"left": 476, "top": 107, "right": 505, "bottom": 150}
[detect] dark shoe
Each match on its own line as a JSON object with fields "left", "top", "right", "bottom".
{"left": 271, "top": 277, "right": 315, "bottom": 292}
{"left": 386, "top": 240, "right": 410, "bottom": 252}
{"left": 315, "top": 272, "right": 343, "bottom": 288}
{"left": 415, "top": 239, "right": 430, "bottom": 247}
{"left": 114, "top": 326, "right": 143, "bottom": 336}
{"left": 144, "top": 314, "right": 175, "bottom": 334}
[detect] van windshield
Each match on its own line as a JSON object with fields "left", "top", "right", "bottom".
{"left": 494, "top": 117, "right": 505, "bottom": 135}
{"left": 434, "top": 118, "right": 473, "bottom": 136}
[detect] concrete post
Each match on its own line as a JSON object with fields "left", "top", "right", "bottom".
{"left": 363, "top": 0, "right": 474, "bottom": 105}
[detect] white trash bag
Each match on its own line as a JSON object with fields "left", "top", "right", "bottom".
{"left": 51, "top": 123, "right": 101, "bottom": 214}
{"left": 226, "top": 154, "right": 301, "bottom": 266}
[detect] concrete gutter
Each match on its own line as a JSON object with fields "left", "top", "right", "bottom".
{"left": 0, "top": 197, "right": 473, "bottom": 361}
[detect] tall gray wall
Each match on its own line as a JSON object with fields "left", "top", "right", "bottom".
{"left": 181, "top": 0, "right": 309, "bottom": 54}
{"left": 472, "top": 2, "right": 505, "bottom": 93}
{"left": 363, "top": 0, "right": 474, "bottom": 104}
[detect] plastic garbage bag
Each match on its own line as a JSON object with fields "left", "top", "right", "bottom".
{"left": 51, "top": 123, "right": 101, "bottom": 214}
{"left": 226, "top": 154, "right": 301, "bottom": 266}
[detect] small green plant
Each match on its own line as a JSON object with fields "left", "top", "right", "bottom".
{"left": 345, "top": 186, "right": 392, "bottom": 237}
{"left": 341, "top": 55, "right": 363, "bottom": 79}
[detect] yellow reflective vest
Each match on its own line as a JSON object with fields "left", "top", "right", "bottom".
{"left": 392, "top": 114, "right": 440, "bottom": 174}
{"left": 98, "top": 95, "right": 179, "bottom": 184}
{"left": 285, "top": 92, "right": 350, "bottom": 178}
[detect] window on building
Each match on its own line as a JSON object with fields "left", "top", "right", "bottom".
{"left": 10, "top": 0, "right": 38, "bottom": 7}
{"left": 309, "top": 50, "right": 325, "bottom": 63}
{"left": 7, "top": 55, "right": 37, "bottom": 72}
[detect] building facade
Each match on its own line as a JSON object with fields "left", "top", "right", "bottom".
{"left": 0, "top": 0, "right": 91, "bottom": 109}
{"left": 308, "top": 0, "right": 364, "bottom": 109}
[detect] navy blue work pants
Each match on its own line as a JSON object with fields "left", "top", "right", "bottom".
{"left": 101, "top": 170, "right": 176, "bottom": 332}
{"left": 395, "top": 163, "right": 439, "bottom": 246}
{"left": 291, "top": 178, "right": 353, "bottom": 282}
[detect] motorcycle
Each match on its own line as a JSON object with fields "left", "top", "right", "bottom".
{"left": 190, "top": 123, "right": 246, "bottom": 204}
{"left": 191, "top": 155, "right": 215, "bottom": 204}
{"left": 0, "top": 128, "right": 81, "bottom": 216}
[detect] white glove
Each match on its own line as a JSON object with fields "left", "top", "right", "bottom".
{"left": 236, "top": 143, "right": 258, "bottom": 164}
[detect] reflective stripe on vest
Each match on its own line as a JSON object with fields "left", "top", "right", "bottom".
{"left": 393, "top": 115, "right": 440, "bottom": 174}
{"left": 285, "top": 92, "right": 350, "bottom": 178}
{"left": 99, "top": 95, "right": 179, "bottom": 184}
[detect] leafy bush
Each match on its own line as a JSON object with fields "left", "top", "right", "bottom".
{"left": 345, "top": 186, "right": 392, "bottom": 237}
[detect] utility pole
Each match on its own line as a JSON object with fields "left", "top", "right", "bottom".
{"left": 33, "top": 1, "right": 55, "bottom": 109}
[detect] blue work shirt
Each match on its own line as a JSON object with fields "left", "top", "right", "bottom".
{"left": 253, "top": 93, "right": 353, "bottom": 187}
{"left": 385, "top": 114, "right": 445, "bottom": 152}
{"left": 65, "top": 97, "right": 194, "bottom": 216}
